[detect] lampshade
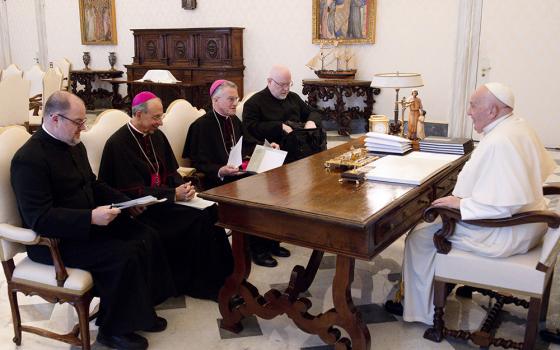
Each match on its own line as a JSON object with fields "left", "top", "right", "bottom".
{"left": 370, "top": 72, "right": 424, "bottom": 89}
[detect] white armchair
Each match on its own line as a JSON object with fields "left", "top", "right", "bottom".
{"left": 0, "top": 126, "right": 94, "bottom": 349}
{"left": 23, "top": 64, "right": 46, "bottom": 117}
{"left": 0, "top": 75, "right": 31, "bottom": 127}
{"left": 235, "top": 91, "right": 257, "bottom": 121}
{"left": 81, "top": 109, "right": 130, "bottom": 176}
{"left": 1, "top": 63, "right": 23, "bottom": 81}
{"left": 160, "top": 98, "right": 204, "bottom": 168}
{"left": 422, "top": 185, "right": 560, "bottom": 350}
{"left": 28, "top": 67, "right": 64, "bottom": 129}
{"left": 55, "top": 58, "right": 72, "bottom": 90}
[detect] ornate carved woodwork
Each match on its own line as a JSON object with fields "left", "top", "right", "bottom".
{"left": 302, "top": 79, "right": 380, "bottom": 136}
{"left": 125, "top": 27, "right": 244, "bottom": 110}
{"left": 70, "top": 69, "right": 124, "bottom": 110}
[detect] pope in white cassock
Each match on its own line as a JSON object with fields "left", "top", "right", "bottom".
{"left": 401, "top": 82, "right": 556, "bottom": 324}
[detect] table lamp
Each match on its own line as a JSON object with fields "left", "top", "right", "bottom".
{"left": 370, "top": 72, "right": 423, "bottom": 136}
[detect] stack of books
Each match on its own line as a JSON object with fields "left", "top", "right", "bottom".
{"left": 419, "top": 137, "right": 474, "bottom": 155}
{"left": 364, "top": 132, "right": 412, "bottom": 154}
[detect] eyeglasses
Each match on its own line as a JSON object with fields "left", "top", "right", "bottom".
{"left": 151, "top": 114, "right": 165, "bottom": 121}
{"left": 270, "top": 78, "right": 293, "bottom": 89}
{"left": 219, "top": 96, "right": 240, "bottom": 104}
{"left": 53, "top": 113, "right": 87, "bottom": 128}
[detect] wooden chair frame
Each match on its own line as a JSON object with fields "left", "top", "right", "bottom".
{"left": 423, "top": 185, "right": 560, "bottom": 350}
{"left": 2, "top": 235, "right": 97, "bottom": 349}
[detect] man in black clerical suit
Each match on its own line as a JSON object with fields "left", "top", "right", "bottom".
{"left": 11, "top": 91, "right": 173, "bottom": 350}
{"left": 184, "top": 79, "right": 290, "bottom": 268}
{"left": 99, "top": 91, "right": 233, "bottom": 300}
{"left": 242, "top": 65, "right": 325, "bottom": 267}
{"left": 242, "top": 64, "right": 323, "bottom": 156}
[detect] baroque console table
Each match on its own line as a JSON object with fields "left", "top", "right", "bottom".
{"left": 302, "top": 79, "right": 380, "bottom": 136}
{"left": 199, "top": 137, "right": 469, "bottom": 350}
{"left": 70, "top": 69, "right": 124, "bottom": 110}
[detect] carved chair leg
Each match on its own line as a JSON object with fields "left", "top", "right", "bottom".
{"left": 523, "top": 297, "right": 542, "bottom": 350}
{"left": 540, "top": 272, "right": 553, "bottom": 323}
{"left": 424, "top": 280, "right": 447, "bottom": 343}
{"left": 75, "top": 299, "right": 92, "bottom": 350}
{"left": 7, "top": 289, "right": 22, "bottom": 345}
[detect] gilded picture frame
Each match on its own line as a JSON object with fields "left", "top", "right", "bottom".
{"left": 79, "top": 0, "right": 118, "bottom": 45}
{"left": 312, "top": 0, "right": 376, "bottom": 45}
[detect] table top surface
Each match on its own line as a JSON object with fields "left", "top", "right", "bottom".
{"left": 71, "top": 69, "right": 123, "bottom": 74}
{"left": 100, "top": 78, "right": 207, "bottom": 87}
{"left": 200, "top": 138, "right": 466, "bottom": 229}
{"left": 302, "top": 79, "right": 372, "bottom": 86}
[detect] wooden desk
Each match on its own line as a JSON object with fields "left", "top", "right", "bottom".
{"left": 70, "top": 69, "right": 124, "bottom": 110}
{"left": 101, "top": 79, "right": 209, "bottom": 112}
{"left": 302, "top": 79, "right": 380, "bottom": 136}
{"left": 199, "top": 138, "right": 469, "bottom": 349}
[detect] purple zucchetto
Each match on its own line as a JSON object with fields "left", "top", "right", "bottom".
{"left": 209, "top": 79, "right": 226, "bottom": 97}
{"left": 132, "top": 91, "right": 158, "bottom": 108}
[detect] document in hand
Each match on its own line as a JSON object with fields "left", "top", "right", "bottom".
{"left": 175, "top": 194, "right": 216, "bottom": 210}
{"left": 111, "top": 196, "right": 167, "bottom": 209}
{"left": 227, "top": 136, "right": 244, "bottom": 168}
{"left": 365, "top": 152, "right": 460, "bottom": 185}
{"left": 246, "top": 144, "right": 287, "bottom": 173}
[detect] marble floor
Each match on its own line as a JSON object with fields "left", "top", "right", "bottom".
{"left": 1, "top": 136, "right": 560, "bottom": 350}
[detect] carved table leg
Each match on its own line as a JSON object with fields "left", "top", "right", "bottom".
{"left": 285, "top": 250, "right": 324, "bottom": 301}
{"left": 219, "top": 230, "right": 251, "bottom": 333}
{"left": 330, "top": 255, "right": 371, "bottom": 350}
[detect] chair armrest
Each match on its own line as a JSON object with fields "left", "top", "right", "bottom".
{"left": 423, "top": 206, "right": 560, "bottom": 255}
{"left": 544, "top": 184, "right": 560, "bottom": 195}
{"left": 37, "top": 237, "right": 68, "bottom": 287}
{"left": 0, "top": 223, "right": 40, "bottom": 244}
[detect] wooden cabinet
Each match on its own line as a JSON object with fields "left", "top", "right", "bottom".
{"left": 125, "top": 27, "right": 244, "bottom": 109}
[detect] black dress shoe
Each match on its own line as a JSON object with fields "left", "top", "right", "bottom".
{"left": 540, "top": 329, "right": 560, "bottom": 344}
{"left": 252, "top": 252, "right": 278, "bottom": 267}
{"left": 384, "top": 300, "right": 403, "bottom": 316}
{"left": 270, "top": 246, "right": 291, "bottom": 258}
{"left": 96, "top": 330, "right": 148, "bottom": 350}
{"left": 143, "top": 316, "right": 167, "bottom": 332}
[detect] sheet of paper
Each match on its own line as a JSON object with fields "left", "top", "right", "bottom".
{"left": 264, "top": 139, "right": 273, "bottom": 148}
{"left": 175, "top": 194, "right": 216, "bottom": 210}
{"left": 227, "top": 136, "right": 243, "bottom": 167}
{"left": 246, "top": 145, "right": 287, "bottom": 173}
{"left": 111, "top": 196, "right": 167, "bottom": 209}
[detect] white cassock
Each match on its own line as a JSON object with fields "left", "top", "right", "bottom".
{"left": 402, "top": 113, "right": 556, "bottom": 325}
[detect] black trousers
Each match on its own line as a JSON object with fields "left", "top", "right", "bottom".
{"left": 27, "top": 216, "right": 176, "bottom": 335}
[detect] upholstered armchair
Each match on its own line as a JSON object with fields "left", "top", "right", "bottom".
{"left": 0, "top": 75, "right": 31, "bottom": 127}
{"left": 80, "top": 109, "right": 130, "bottom": 176}
{"left": 0, "top": 126, "right": 95, "bottom": 349}
{"left": 160, "top": 99, "right": 205, "bottom": 188}
{"left": 423, "top": 185, "right": 560, "bottom": 350}
{"left": 235, "top": 91, "right": 256, "bottom": 121}
{"left": 27, "top": 67, "right": 64, "bottom": 131}
{"left": 23, "top": 64, "right": 45, "bottom": 117}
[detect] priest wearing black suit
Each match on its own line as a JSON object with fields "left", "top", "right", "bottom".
{"left": 11, "top": 91, "right": 173, "bottom": 350}
{"left": 183, "top": 80, "right": 290, "bottom": 268}
{"left": 99, "top": 91, "right": 233, "bottom": 300}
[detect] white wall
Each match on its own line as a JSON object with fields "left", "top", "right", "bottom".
{"left": 5, "top": 0, "right": 459, "bottom": 123}
{"left": 6, "top": 0, "right": 38, "bottom": 69}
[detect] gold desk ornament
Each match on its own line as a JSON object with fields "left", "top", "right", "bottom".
{"left": 369, "top": 115, "right": 389, "bottom": 134}
{"left": 324, "top": 147, "right": 378, "bottom": 170}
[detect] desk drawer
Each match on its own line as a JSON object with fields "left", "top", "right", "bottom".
{"left": 374, "top": 189, "right": 431, "bottom": 245}
{"left": 434, "top": 164, "right": 463, "bottom": 198}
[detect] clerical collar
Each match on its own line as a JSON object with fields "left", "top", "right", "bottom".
{"left": 214, "top": 110, "right": 230, "bottom": 119}
{"left": 482, "top": 113, "right": 512, "bottom": 135}
{"left": 128, "top": 121, "right": 148, "bottom": 136}
{"left": 41, "top": 124, "right": 69, "bottom": 145}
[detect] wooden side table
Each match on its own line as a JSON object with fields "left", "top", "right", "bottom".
{"left": 70, "top": 69, "right": 124, "bottom": 110}
{"left": 302, "top": 79, "right": 380, "bottom": 136}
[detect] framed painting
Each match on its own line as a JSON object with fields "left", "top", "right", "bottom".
{"left": 79, "top": 0, "right": 117, "bottom": 45}
{"left": 312, "top": 0, "right": 376, "bottom": 45}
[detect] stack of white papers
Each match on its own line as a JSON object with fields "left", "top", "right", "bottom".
{"left": 365, "top": 152, "right": 460, "bottom": 185}
{"left": 175, "top": 194, "right": 216, "bottom": 210}
{"left": 364, "top": 132, "right": 412, "bottom": 154}
{"left": 246, "top": 145, "right": 287, "bottom": 173}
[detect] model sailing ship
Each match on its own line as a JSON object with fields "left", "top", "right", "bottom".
{"left": 306, "top": 44, "right": 357, "bottom": 79}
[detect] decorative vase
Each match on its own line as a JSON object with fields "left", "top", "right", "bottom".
{"left": 108, "top": 52, "right": 117, "bottom": 71}
{"left": 82, "top": 52, "right": 91, "bottom": 70}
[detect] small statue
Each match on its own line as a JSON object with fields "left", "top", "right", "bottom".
{"left": 417, "top": 109, "right": 426, "bottom": 139}
{"left": 406, "top": 90, "right": 423, "bottom": 140}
